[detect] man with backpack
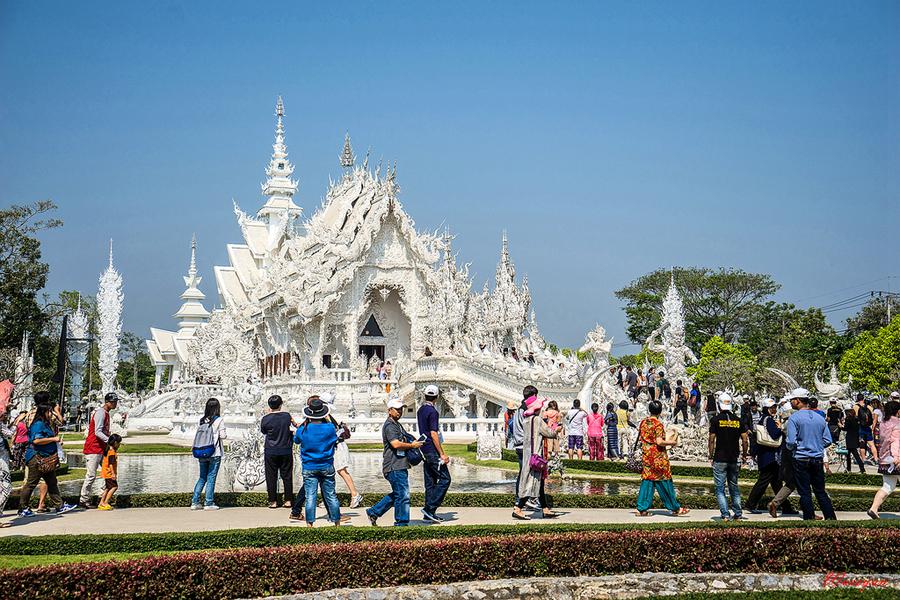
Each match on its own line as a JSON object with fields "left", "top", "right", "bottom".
{"left": 366, "top": 397, "right": 424, "bottom": 527}
{"left": 79, "top": 393, "right": 117, "bottom": 509}
{"left": 565, "top": 398, "right": 589, "bottom": 460}
{"left": 855, "top": 394, "right": 879, "bottom": 464}
{"left": 673, "top": 379, "right": 689, "bottom": 424}
{"left": 657, "top": 372, "right": 672, "bottom": 406}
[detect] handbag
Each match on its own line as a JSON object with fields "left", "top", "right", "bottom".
{"left": 877, "top": 461, "right": 896, "bottom": 476}
{"left": 624, "top": 420, "right": 644, "bottom": 473}
{"left": 28, "top": 451, "right": 60, "bottom": 475}
{"left": 755, "top": 419, "right": 782, "bottom": 448}
{"left": 527, "top": 418, "right": 549, "bottom": 479}
{"left": 338, "top": 422, "right": 352, "bottom": 442}
{"left": 401, "top": 431, "right": 423, "bottom": 466}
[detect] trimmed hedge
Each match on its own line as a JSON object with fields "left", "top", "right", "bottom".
{"left": 479, "top": 445, "right": 882, "bottom": 487}
{"left": 4, "top": 490, "right": 895, "bottom": 513}
{"left": 1, "top": 526, "right": 897, "bottom": 599}
{"left": 2, "top": 519, "right": 896, "bottom": 557}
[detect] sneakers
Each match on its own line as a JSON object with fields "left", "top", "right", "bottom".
{"left": 190, "top": 504, "right": 203, "bottom": 511}
{"left": 421, "top": 509, "right": 442, "bottom": 523}
{"left": 203, "top": 504, "right": 220, "bottom": 511}
{"left": 525, "top": 499, "right": 540, "bottom": 510}
{"left": 56, "top": 503, "right": 78, "bottom": 515}
{"left": 289, "top": 513, "right": 304, "bottom": 522}
{"left": 366, "top": 511, "right": 378, "bottom": 526}
{"left": 18, "top": 508, "right": 34, "bottom": 518}
{"left": 350, "top": 494, "right": 364, "bottom": 509}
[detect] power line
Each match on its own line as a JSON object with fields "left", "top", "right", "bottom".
{"left": 795, "top": 276, "right": 894, "bottom": 303}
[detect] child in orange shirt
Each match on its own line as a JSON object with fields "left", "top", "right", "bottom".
{"left": 98, "top": 434, "right": 122, "bottom": 510}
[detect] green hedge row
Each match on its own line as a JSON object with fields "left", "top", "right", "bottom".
{"left": 3, "top": 519, "right": 895, "bottom": 557}
{"left": 5, "top": 490, "right": 894, "bottom": 513}
{"left": 480, "top": 445, "right": 882, "bottom": 486}
{"left": 1, "top": 526, "right": 896, "bottom": 599}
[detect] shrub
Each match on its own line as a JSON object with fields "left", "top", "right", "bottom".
{"left": 2, "top": 520, "right": 895, "bottom": 558}
{"left": 1, "top": 527, "right": 896, "bottom": 599}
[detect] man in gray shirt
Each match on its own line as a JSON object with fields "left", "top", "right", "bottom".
{"left": 366, "top": 396, "right": 423, "bottom": 526}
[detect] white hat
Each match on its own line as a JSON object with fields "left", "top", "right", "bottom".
{"left": 717, "top": 392, "right": 733, "bottom": 410}
{"left": 760, "top": 398, "right": 776, "bottom": 409}
{"left": 890, "top": 391, "right": 900, "bottom": 399}
{"left": 424, "top": 384, "right": 439, "bottom": 398}
{"left": 387, "top": 396, "right": 405, "bottom": 410}
{"left": 788, "top": 387, "right": 810, "bottom": 401}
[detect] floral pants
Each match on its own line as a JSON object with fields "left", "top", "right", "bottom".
{"left": 0, "top": 458, "right": 11, "bottom": 515}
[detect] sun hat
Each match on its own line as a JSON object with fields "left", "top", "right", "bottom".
{"left": 424, "top": 384, "right": 439, "bottom": 398}
{"left": 303, "top": 398, "right": 330, "bottom": 419}
{"left": 523, "top": 395, "right": 545, "bottom": 416}
{"left": 717, "top": 392, "right": 733, "bottom": 410}
{"left": 506, "top": 399, "right": 519, "bottom": 410}
{"left": 387, "top": 396, "right": 405, "bottom": 410}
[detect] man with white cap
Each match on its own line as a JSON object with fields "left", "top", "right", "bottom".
{"left": 366, "top": 396, "right": 424, "bottom": 527}
{"left": 785, "top": 387, "right": 837, "bottom": 520}
{"left": 708, "top": 392, "right": 749, "bottom": 521}
{"left": 417, "top": 384, "right": 451, "bottom": 522}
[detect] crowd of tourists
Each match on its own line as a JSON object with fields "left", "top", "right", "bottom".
{"left": 1, "top": 381, "right": 898, "bottom": 527}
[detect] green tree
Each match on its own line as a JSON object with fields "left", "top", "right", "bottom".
{"left": 845, "top": 296, "right": 898, "bottom": 337}
{"left": 687, "top": 336, "right": 758, "bottom": 393}
{"left": 617, "top": 347, "right": 664, "bottom": 369}
{"left": 615, "top": 267, "right": 780, "bottom": 349}
{"left": 839, "top": 316, "right": 900, "bottom": 394}
{"left": 118, "top": 332, "right": 154, "bottom": 394}
{"left": 0, "top": 201, "right": 62, "bottom": 349}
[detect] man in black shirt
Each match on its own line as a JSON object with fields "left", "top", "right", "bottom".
{"left": 826, "top": 400, "right": 843, "bottom": 444}
{"left": 708, "top": 393, "right": 749, "bottom": 521}
{"left": 260, "top": 394, "right": 296, "bottom": 509}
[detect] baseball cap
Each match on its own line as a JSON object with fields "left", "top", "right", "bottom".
{"left": 788, "top": 387, "right": 810, "bottom": 401}
{"left": 387, "top": 397, "right": 405, "bottom": 410}
{"left": 891, "top": 391, "right": 900, "bottom": 399}
{"left": 760, "top": 398, "right": 776, "bottom": 409}
{"left": 424, "top": 384, "right": 439, "bottom": 398}
{"left": 104, "top": 392, "right": 119, "bottom": 403}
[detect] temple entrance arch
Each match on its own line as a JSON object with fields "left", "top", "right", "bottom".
{"left": 357, "top": 285, "right": 411, "bottom": 367}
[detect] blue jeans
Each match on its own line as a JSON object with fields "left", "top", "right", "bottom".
{"left": 192, "top": 457, "right": 221, "bottom": 506}
{"left": 423, "top": 454, "right": 451, "bottom": 514}
{"left": 367, "top": 469, "right": 410, "bottom": 526}
{"left": 793, "top": 457, "right": 837, "bottom": 520}
{"left": 302, "top": 467, "right": 341, "bottom": 525}
{"left": 712, "top": 461, "right": 742, "bottom": 518}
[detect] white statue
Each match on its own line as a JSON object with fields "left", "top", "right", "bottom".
{"left": 814, "top": 365, "right": 853, "bottom": 402}
{"left": 97, "top": 240, "right": 123, "bottom": 393}
{"left": 646, "top": 274, "right": 697, "bottom": 381}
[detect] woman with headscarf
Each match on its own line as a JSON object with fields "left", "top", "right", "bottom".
{"left": 512, "top": 388, "right": 560, "bottom": 520}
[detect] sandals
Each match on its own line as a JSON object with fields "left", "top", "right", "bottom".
{"left": 636, "top": 511, "right": 652, "bottom": 517}
{"left": 268, "top": 502, "right": 278, "bottom": 509}
{"left": 672, "top": 507, "right": 690, "bottom": 517}
{"left": 511, "top": 510, "right": 531, "bottom": 521}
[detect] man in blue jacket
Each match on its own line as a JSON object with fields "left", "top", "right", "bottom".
{"left": 785, "top": 388, "right": 837, "bottom": 520}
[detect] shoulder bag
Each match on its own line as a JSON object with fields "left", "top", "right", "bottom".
{"left": 400, "top": 422, "right": 423, "bottom": 466}
{"left": 755, "top": 418, "right": 782, "bottom": 448}
{"left": 528, "top": 417, "right": 549, "bottom": 479}
{"left": 624, "top": 419, "right": 644, "bottom": 473}
{"left": 28, "top": 451, "right": 60, "bottom": 475}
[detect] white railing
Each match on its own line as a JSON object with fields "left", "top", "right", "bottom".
{"left": 347, "top": 417, "right": 502, "bottom": 440}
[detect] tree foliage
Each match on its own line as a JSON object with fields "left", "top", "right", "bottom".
{"left": 845, "top": 297, "right": 897, "bottom": 337}
{"left": 615, "top": 267, "right": 780, "bottom": 349}
{"left": 687, "top": 336, "right": 758, "bottom": 393}
{"left": 840, "top": 316, "right": 900, "bottom": 394}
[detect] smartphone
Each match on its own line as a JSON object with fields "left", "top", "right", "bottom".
{"left": 417, "top": 434, "right": 427, "bottom": 443}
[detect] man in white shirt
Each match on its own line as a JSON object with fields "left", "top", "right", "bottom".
{"left": 565, "top": 399, "right": 589, "bottom": 460}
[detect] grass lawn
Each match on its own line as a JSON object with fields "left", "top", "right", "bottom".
{"left": 64, "top": 443, "right": 191, "bottom": 454}
{"left": 0, "top": 550, "right": 185, "bottom": 570}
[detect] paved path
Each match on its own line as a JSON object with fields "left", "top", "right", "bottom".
{"left": 0, "top": 506, "right": 887, "bottom": 537}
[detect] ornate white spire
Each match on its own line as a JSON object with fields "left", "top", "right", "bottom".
{"left": 645, "top": 271, "right": 697, "bottom": 380}
{"left": 340, "top": 132, "right": 355, "bottom": 170}
{"left": 97, "top": 239, "right": 124, "bottom": 393}
{"left": 258, "top": 96, "right": 302, "bottom": 241}
{"left": 174, "top": 235, "right": 210, "bottom": 337}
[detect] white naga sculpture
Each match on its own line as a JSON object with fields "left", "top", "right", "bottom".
{"left": 814, "top": 365, "right": 853, "bottom": 403}
{"left": 97, "top": 240, "right": 123, "bottom": 394}
{"left": 646, "top": 275, "right": 697, "bottom": 381}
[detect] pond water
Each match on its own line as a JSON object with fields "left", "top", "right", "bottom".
{"left": 64, "top": 452, "right": 720, "bottom": 497}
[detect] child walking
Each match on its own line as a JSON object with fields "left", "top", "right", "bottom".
{"left": 98, "top": 434, "right": 122, "bottom": 510}
{"left": 542, "top": 400, "right": 562, "bottom": 455}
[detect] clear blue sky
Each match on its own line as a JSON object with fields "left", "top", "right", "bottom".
{"left": 1, "top": 1, "right": 898, "bottom": 349}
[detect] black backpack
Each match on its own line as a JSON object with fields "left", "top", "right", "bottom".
{"left": 858, "top": 407, "right": 873, "bottom": 428}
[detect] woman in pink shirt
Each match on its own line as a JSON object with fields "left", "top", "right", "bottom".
{"left": 868, "top": 398, "right": 900, "bottom": 519}
{"left": 586, "top": 402, "right": 605, "bottom": 461}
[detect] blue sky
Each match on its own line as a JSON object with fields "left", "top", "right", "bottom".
{"left": 1, "top": 1, "right": 898, "bottom": 350}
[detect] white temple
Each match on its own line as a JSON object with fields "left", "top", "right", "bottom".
{"left": 133, "top": 97, "right": 667, "bottom": 439}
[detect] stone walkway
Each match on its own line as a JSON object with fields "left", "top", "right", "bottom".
{"left": 0, "top": 506, "right": 886, "bottom": 537}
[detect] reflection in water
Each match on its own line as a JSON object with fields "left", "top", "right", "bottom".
{"left": 64, "top": 453, "right": 716, "bottom": 497}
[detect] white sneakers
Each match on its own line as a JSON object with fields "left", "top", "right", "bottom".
{"left": 191, "top": 504, "right": 219, "bottom": 510}
{"left": 350, "top": 494, "right": 364, "bottom": 509}
{"left": 203, "top": 504, "right": 220, "bottom": 511}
